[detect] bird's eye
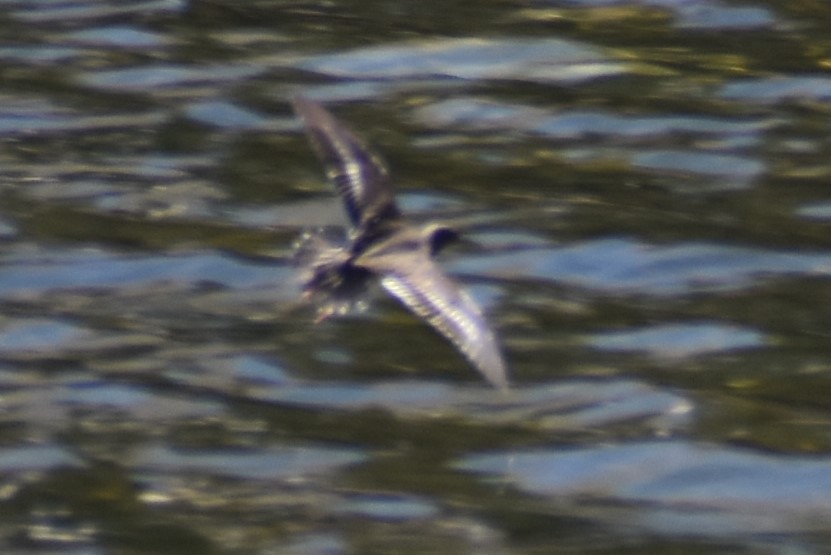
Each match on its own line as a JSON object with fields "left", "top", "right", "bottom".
{"left": 430, "top": 226, "right": 459, "bottom": 254}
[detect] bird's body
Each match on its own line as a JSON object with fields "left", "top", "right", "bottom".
{"left": 293, "top": 97, "right": 508, "bottom": 389}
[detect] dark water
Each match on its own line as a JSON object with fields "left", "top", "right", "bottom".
{"left": 1, "top": 0, "right": 831, "bottom": 553}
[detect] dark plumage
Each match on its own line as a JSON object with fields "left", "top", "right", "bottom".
{"left": 293, "top": 97, "right": 508, "bottom": 389}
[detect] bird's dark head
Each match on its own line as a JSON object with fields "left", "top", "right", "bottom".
{"left": 425, "top": 223, "right": 460, "bottom": 255}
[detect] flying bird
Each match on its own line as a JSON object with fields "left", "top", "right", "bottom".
{"left": 292, "top": 96, "right": 508, "bottom": 389}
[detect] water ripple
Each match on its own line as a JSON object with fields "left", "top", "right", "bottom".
{"left": 0, "top": 248, "right": 288, "bottom": 298}
{"left": 134, "top": 444, "right": 366, "bottom": 481}
{"left": 10, "top": 0, "right": 185, "bottom": 23}
{"left": 587, "top": 322, "right": 767, "bottom": 357}
{"left": 79, "top": 64, "right": 263, "bottom": 92}
{"left": 0, "top": 445, "right": 82, "bottom": 472}
{"left": 416, "top": 98, "right": 774, "bottom": 140}
{"left": 719, "top": 76, "right": 831, "bottom": 103}
{"left": 239, "top": 378, "right": 692, "bottom": 432}
{"left": 549, "top": 0, "right": 777, "bottom": 29}
{"left": 63, "top": 26, "right": 171, "bottom": 49}
{"left": 298, "top": 38, "right": 628, "bottom": 84}
{"left": 457, "top": 238, "right": 831, "bottom": 295}
{"left": 458, "top": 440, "right": 831, "bottom": 535}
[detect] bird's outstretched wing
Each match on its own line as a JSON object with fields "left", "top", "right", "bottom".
{"left": 293, "top": 97, "right": 400, "bottom": 230}
{"left": 373, "top": 254, "right": 508, "bottom": 389}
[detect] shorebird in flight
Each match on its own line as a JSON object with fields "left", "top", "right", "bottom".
{"left": 292, "top": 97, "right": 508, "bottom": 389}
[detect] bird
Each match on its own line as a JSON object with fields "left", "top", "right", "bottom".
{"left": 292, "top": 96, "right": 508, "bottom": 389}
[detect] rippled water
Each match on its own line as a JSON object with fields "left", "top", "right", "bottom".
{"left": 1, "top": 0, "right": 831, "bottom": 553}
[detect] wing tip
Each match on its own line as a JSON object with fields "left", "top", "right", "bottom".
{"left": 475, "top": 350, "right": 510, "bottom": 390}
{"left": 292, "top": 95, "right": 327, "bottom": 125}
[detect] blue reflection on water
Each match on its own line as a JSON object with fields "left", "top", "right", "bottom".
{"left": 0, "top": 249, "right": 288, "bottom": 296}
{"left": 458, "top": 440, "right": 831, "bottom": 535}
{"left": 587, "top": 322, "right": 766, "bottom": 357}
{"left": 456, "top": 238, "right": 831, "bottom": 295}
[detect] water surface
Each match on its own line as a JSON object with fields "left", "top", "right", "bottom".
{"left": 1, "top": 0, "right": 831, "bottom": 553}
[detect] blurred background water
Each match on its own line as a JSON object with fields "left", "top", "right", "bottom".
{"left": 1, "top": 0, "right": 831, "bottom": 553}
